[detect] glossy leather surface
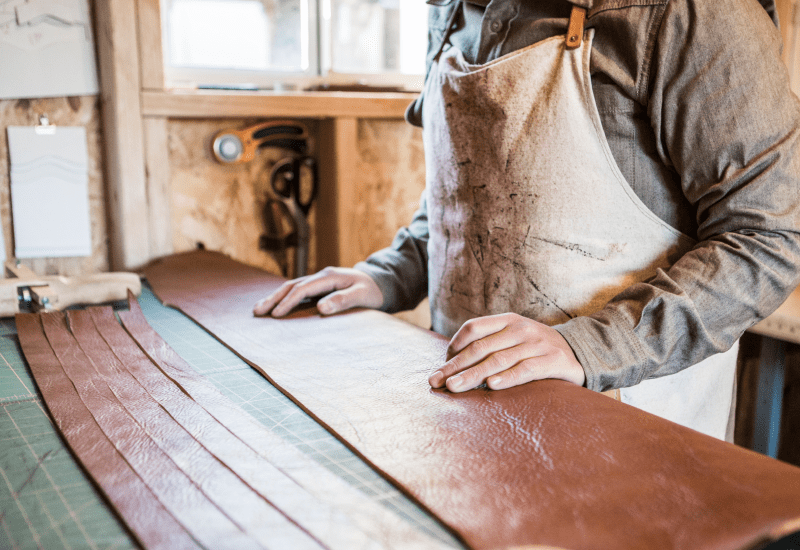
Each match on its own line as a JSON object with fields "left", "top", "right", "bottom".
{"left": 66, "top": 308, "right": 324, "bottom": 550}
{"left": 38, "top": 311, "right": 274, "bottom": 550}
{"left": 17, "top": 299, "right": 449, "bottom": 549}
{"left": 145, "top": 250, "right": 800, "bottom": 550}
{"left": 114, "top": 301, "right": 452, "bottom": 550}
{"left": 15, "top": 313, "right": 201, "bottom": 550}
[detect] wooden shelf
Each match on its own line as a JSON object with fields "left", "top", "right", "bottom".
{"left": 140, "top": 89, "right": 418, "bottom": 119}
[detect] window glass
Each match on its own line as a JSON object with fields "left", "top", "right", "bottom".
{"left": 326, "top": 0, "right": 426, "bottom": 75}
{"left": 161, "top": 0, "right": 425, "bottom": 89}
{"left": 164, "top": 0, "right": 311, "bottom": 74}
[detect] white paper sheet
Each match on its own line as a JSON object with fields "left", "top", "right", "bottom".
{"left": 0, "top": 0, "right": 98, "bottom": 99}
{"left": 6, "top": 126, "right": 92, "bottom": 258}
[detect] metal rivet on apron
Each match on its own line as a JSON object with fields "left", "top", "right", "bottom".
{"left": 489, "top": 19, "right": 502, "bottom": 33}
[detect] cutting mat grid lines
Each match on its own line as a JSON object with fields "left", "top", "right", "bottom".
{"left": 136, "top": 286, "right": 460, "bottom": 547}
{"left": 0, "top": 399, "right": 134, "bottom": 550}
{"left": 0, "top": 288, "right": 461, "bottom": 549}
{"left": 0, "top": 320, "right": 37, "bottom": 404}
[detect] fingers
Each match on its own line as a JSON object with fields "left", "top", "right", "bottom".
{"left": 446, "top": 313, "right": 515, "bottom": 360}
{"left": 429, "top": 313, "right": 585, "bottom": 392}
{"left": 270, "top": 273, "right": 341, "bottom": 317}
{"left": 253, "top": 272, "right": 338, "bottom": 317}
{"left": 317, "top": 283, "right": 374, "bottom": 315}
{"left": 253, "top": 279, "right": 299, "bottom": 316}
{"left": 434, "top": 340, "right": 538, "bottom": 393}
{"left": 253, "top": 268, "right": 384, "bottom": 318}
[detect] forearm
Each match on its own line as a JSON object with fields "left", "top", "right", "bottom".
{"left": 557, "top": 229, "right": 800, "bottom": 392}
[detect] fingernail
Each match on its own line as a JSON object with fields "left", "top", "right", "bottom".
{"left": 449, "top": 375, "right": 463, "bottom": 390}
{"left": 489, "top": 376, "right": 502, "bottom": 388}
{"left": 317, "top": 300, "right": 333, "bottom": 315}
{"left": 429, "top": 371, "right": 443, "bottom": 387}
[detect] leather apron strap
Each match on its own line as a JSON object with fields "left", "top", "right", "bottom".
{"left": 566, "top": 5, "right": 588, "bottom": 49}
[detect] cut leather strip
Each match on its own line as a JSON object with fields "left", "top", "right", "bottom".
{"left": 37, "top": 311, "right": 272, "bottom": 550}
{"left": 114, "top": 299, "right": 452, "bottom": 550}
{"left": 65, "top": 309, "right": 325, "bottom": 550}
{"left": 14, "top": 313, "right": 201, "bottom": 550}
{"left": 145, "top": 250, "right": 800, "bottom": 550}
{"left": 566, "top": 6, "right": 586, "bottom": 49}
{"left": 94, "top": 304, "right": 448, "bottom": 550}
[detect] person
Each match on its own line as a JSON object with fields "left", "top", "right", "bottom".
{"left": 254, "top": 0, "right": 800, "bottom": 441}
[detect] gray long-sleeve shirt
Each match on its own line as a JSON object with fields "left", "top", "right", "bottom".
{"left": 356, "top": 0, "right": 800, "bottom": 392}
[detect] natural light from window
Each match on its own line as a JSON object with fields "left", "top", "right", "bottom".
{"left": 162, "top": 0, "right": 427, "bottom": 90}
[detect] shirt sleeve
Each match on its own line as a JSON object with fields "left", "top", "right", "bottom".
{"left": 354, "top": 192, "right": 431, "bottom": 313}
{"left": 555, "top": 0, "right": 800, "bottom": 391}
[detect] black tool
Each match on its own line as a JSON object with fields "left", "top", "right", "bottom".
{"left": 211, "top": 121, "right": 317, "bottom": 278}
{"left": 261, "top": 156, "right": 318, "bottom": 278}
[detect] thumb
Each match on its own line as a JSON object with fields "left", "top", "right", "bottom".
{"left": 317, "top": 285, "right": 369, "bottom": 315}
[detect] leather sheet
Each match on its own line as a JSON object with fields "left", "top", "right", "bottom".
{"left": 17, "top": 299, "right": 448, "bottom": 549}
{"left": 64, "top": 309, "right": 322, "bottom": 550}
{"left": 38, "top": 311, "right": 276, "bottom": 550}
{"left": 15, "top": 313, "right": 200, "bottom": 550}
{"left": 144, "top": 250, "right": 800, "bottom": 550}
{"left": 112, "top": 301, "right": 450, "bottom": 550}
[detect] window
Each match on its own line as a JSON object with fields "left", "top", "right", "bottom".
{"left": 162, "top": 0, "right": 427, "bottom": 91}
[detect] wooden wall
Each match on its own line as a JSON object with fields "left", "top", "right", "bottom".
{"left": 0, "top": 96, "right": 109, "bottom": 276}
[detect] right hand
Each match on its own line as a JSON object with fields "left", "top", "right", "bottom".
{"left": 253, "top": 267, "right": 384, "bottom": 318}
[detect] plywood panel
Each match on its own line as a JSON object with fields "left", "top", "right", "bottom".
{"left": 352, "top": 119, "right": 426, "bottom": 260}
{"left": 0, "top": 96, "right": 109, "bottom": 276}
{"left": 167, "top": 118, "right": 319, "bottom": 276}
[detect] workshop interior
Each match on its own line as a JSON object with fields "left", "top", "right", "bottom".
{"left": 2, "top": 1, "right": 800, "bottom": 549}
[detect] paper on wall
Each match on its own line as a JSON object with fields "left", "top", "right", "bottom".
{"left": 0, "top": 0, "right": 98, "bottom": 99}
{"left": 6, "top": 126, "right": 92, "bottom": 258}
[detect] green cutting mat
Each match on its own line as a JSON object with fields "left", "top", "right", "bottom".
{"left": 0, "top": 286, "right": 462, "bottom": 549}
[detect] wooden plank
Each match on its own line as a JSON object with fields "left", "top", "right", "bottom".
{"left": 141, "top": 90, "right": 416, "bottom": 119}
{"left": 143, "top": 118, "right": 173, "bottom": 259}
{"left": 136, "top": 0, "right": 165, "bottom": 90}
{"left": 315, "top": 118, "right": 359, "bottom": 269}
{"left": 95, "top": 0, "right": 150, "bottom": 270}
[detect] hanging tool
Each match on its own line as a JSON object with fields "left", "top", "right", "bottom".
{"left": 212, "top": 120, "right": 309, "bottom": 164}
{"left": 0, "top": 260, "right": 141, "bottom": 317}
{"left": 211, "top": 121, "right": 317, "bottom": 278}
{"left": 262, "top": 156, "right": 318, "bottom": 278}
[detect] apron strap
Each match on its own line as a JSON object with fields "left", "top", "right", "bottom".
{"left": 432, "top": 1, "right": 463, "bottom": 63}
{"left": 565, "top": 5, "right": 587, "bottom": 49}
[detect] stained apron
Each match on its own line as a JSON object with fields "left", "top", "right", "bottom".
{"left": 422, "top": 30, "right": 737, "bottom": 440}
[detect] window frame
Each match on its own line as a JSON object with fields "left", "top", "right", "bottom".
{"left": 160, "top": 0, "right": 425, "bottom": 92}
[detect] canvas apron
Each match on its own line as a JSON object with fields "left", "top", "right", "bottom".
{"left": 422, "top": 30, "right": 738, "bottom": 440}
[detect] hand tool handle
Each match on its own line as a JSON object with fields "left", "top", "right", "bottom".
{"left": 46, "top": 273, "right": 142, "bottom": 310}
{"left": 0, "top": 272, "right": 142, "bottom": 317}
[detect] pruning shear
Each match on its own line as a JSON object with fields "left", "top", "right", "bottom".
{"left": 262, "top": 156, "right": 318, "bottom": 278}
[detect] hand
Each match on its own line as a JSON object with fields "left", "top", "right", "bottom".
{"left": 428, "top": 313, "right": 585, "bottom": 392}
{"left": 253, "top": 267, "right": 384, "bottom": 317}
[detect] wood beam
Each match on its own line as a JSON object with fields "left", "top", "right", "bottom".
{"left": 95, "top": 0, "right": 150, "bottom": 270}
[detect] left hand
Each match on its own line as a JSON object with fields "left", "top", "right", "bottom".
{"left": 428, "top": 313, "right": 586, "bottom": 392}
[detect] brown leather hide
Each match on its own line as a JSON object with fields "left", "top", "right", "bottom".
{"left": 144, "top": 250, "right": 800, "bottom": 550}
